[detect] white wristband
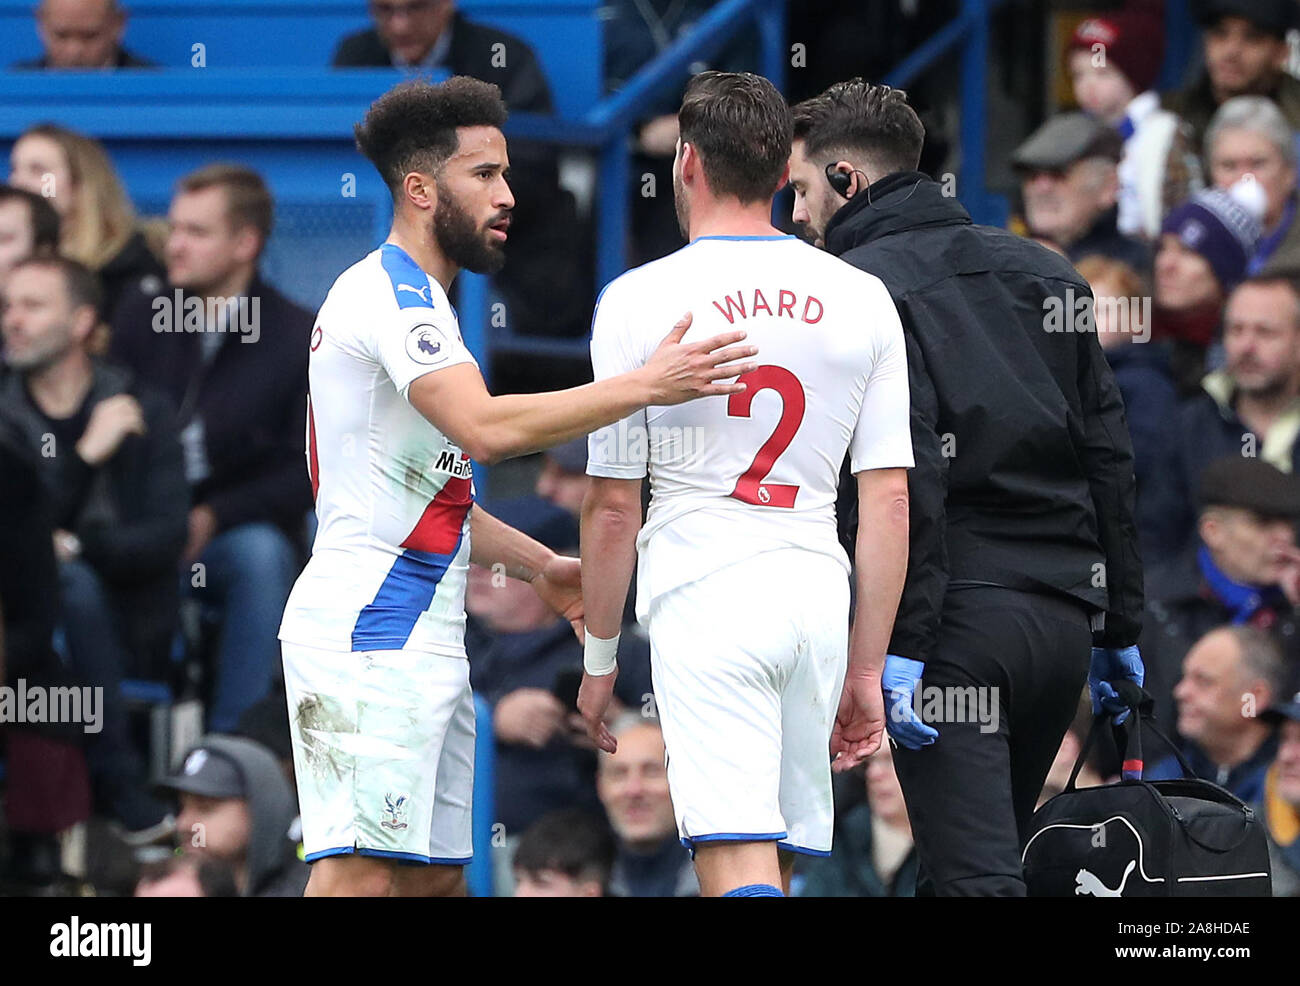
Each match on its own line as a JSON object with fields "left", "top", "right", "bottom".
{"left": 583, "top": 632, "right": 620, "bottom": 676}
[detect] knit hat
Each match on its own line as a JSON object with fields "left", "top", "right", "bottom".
{"left": 1160, "top": 183, "right": 1263, "bottom": 290}
{"left": 1068, "top": 7, "right": 1166, "bottom": 94}
{"left": 1198, "top": 0, "right": 1299, "bottom": 39}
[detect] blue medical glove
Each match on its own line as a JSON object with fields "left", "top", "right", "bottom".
{"left": 882, "top": 655, "right": 939, "bottom": 750}
{"left": 1089, "top": 645, "right": 1145, "bottom": 725}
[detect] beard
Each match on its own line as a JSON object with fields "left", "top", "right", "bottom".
{"left": 674, "top": 169, "right": 690, "bottom": 241}
{"left": 433, "top": 191, "right": 507, "bottom": 275}
{"left": 1233, "top": 368, "right": 1292, "bottom": 401}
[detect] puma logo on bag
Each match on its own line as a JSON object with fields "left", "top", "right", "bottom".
{"left": 1075, "top": 859, "right": 1136, "bottom": 897}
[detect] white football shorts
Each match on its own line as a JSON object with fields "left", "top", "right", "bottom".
{"left": 646, "top": 547, "right": 850, "bottom": 857}
{"left": 282, "top": 642, "right": 475, "bottom": 865}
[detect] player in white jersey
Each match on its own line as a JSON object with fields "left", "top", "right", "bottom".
{"left": 279, "top": 77, "right": 760, "bottom": 897}
{"left": 576, "top": 72, "right": 914, "bottom": 897}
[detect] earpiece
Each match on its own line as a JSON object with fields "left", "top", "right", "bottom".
{"left": 824, "top": 163, "right": 853, "bottom": 198}
{"left": 824, "top": 163, "right": 869, "bottom": 200}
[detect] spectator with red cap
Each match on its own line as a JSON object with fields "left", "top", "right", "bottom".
{"left": 1068, "top": 2, "right": 1203, "bottom": 239}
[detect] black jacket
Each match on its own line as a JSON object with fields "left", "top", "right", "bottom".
{"left": 0, "top": 399, "right": 58, "bottom": 682}
{"left": 99, "top": 230, "right": 165, "bottom": 325}
{"left": 1, "top": 362, "right": 188, "bottom": 671}
{"left": 826, "top": 172, "right": 1144, "bottom": 661}
{"left": 11, "top": 48, "right": 155, "bottom": 69}
{"left": 108, "top": 275, "right": 313, "bottom": 540}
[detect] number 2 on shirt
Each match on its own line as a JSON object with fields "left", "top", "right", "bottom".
{"left": 727, "top": 365, "right": 805, "bottom": 508}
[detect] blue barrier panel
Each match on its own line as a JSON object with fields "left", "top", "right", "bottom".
{"left": 0, "top": 0, "right": 602, "bottom": 119}
{"left": 468, "top": 693, "right": 496, "bottom": 897}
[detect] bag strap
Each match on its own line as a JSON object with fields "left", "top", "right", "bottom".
{"left": 1065, "top": 711, "right": 1108, "bottom": 792}
{"left": 1112, "top": 680, "right": 1197, "bottom": 780}
{"left": 1065, "top": 682, "right": 1196, "bottom": 790}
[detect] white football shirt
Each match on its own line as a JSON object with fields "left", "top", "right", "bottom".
{"left": 279, "top": 243, "right": 477, "bottom": 657}
{"left": 586, "top": 234, "right": 913, "bottom": 620}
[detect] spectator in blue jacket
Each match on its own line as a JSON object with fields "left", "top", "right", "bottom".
{"left": 1146, "top": 624, "right": 1284, "bottom": 803}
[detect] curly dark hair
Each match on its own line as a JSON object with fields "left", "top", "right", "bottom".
{"left": 354, "top": 76, "right": 509, "bottom": 196}
{"left": 678, "top": 70, "right": 792, "bottom": 204}
{"left": 791, "top": 79, "right": 925, "bottom": 176}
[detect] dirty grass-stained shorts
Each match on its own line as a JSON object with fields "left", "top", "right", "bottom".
{"left": 282, "top": 642, "right": 475, "bottom": 865}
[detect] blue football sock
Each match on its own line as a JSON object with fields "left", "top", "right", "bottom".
{"left": 722, "top": 883, "right": 784, "bottom": 897}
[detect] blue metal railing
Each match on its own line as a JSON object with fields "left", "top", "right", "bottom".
{"left": 467, "top": 0, "right": 1016, "bottom": 356}
{"left": 884, "top": 0, "right": 1010, "bottom": 230}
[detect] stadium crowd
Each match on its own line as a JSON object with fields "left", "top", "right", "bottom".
{"left": 1, "top": 0, "right": 1299, "bottom": 897}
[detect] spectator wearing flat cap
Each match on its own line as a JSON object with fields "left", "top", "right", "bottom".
{"left": 1163, "top": 0, "right": 1300, "bottom": 152}
{"left": 159, "top": 734, "right": 308, "bottom": 897}
{"left": 1258, "top": 691, "right": 1300, "bottom": 895}
{"left": 1153, "top": 184, "right": 1263, "bottom": 391}
{"left": 1140, "top": 455, "right": 1300, "bottom": 732}
{"left": 1067, "top": 3, "right": 1203, "bottom": 239}
{"left": 1012, "top": 111, "right": 1151, "bottom": 271}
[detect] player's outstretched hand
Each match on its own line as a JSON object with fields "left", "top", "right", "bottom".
{"left": 531, "top": 553, "right": 585, "bottom": 642}
{"left": 642, "top": 312, "right": 759, "bottom": 405}
{"left": 831, "top": 673, "right": 886, "bottom": 772}
{"left": 577, "top": 670, "right": 618, "bottom": 754}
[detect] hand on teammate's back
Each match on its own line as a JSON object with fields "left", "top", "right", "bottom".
{"left": 639, "top": 312, "right": 759, "bottom": 405}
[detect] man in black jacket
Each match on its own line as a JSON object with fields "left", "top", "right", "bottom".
{"left": 333, "top": 0, "right": 589, "bottom": 344}
{"left": 1, "top": 254, "right": 184, "bottom": 842}
{"left": 110, "top": 164, "right": 313, "bottom": 733}
{"left": 789, "top": 80, "right": 1146, "bottom": 895}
